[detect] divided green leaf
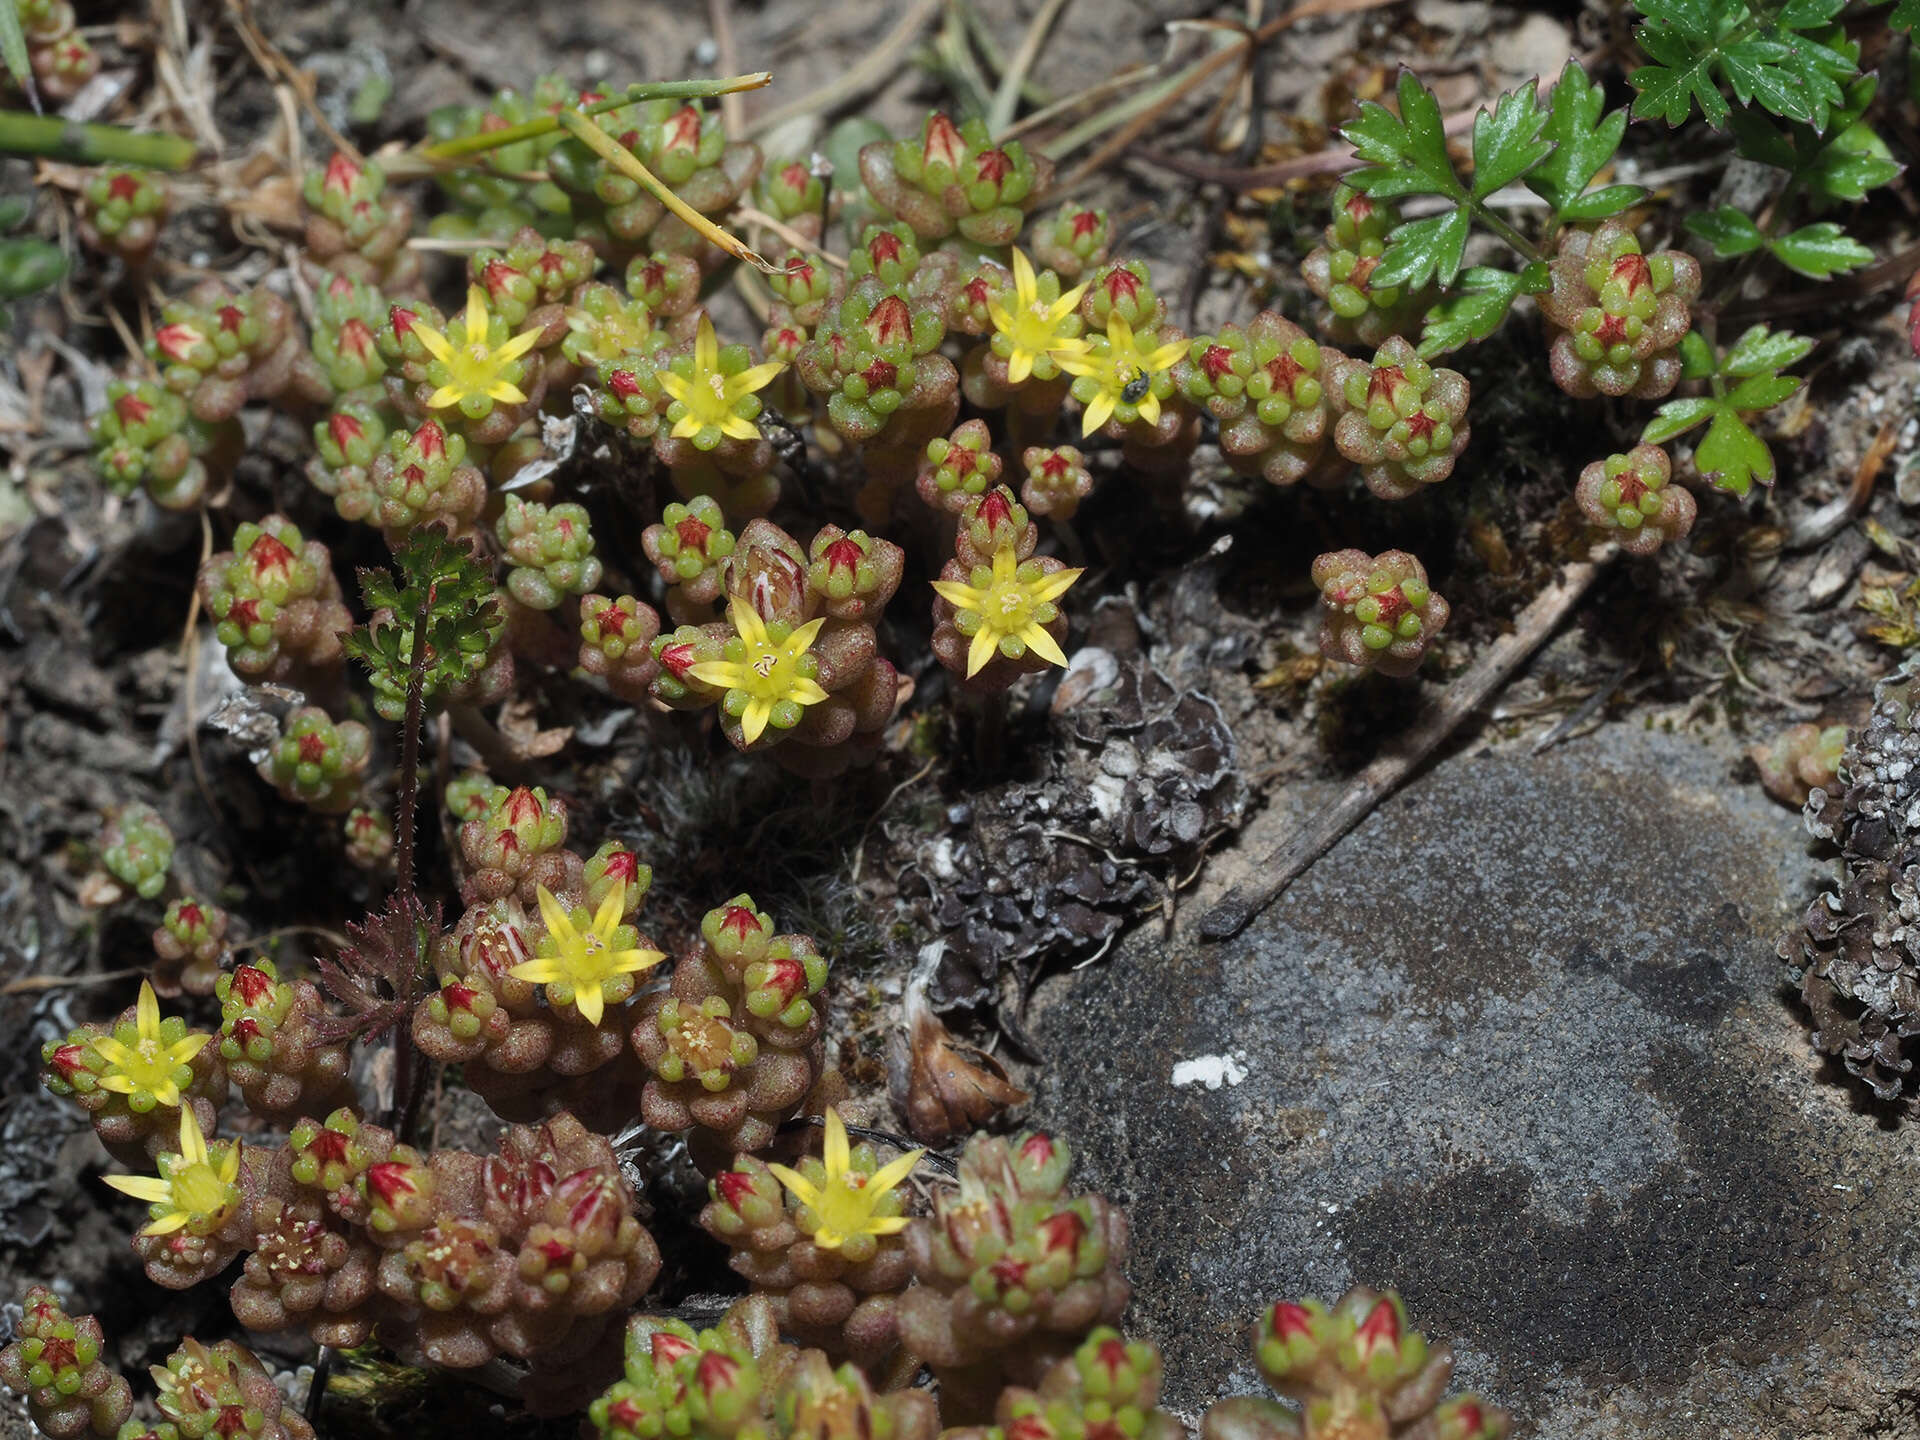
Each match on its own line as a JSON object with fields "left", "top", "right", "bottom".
{"left": 1630, "top": 0, "right": 1860, "bottom": 129}
{"left": 1684, "top": 206, "right": 1765, "bottom": 257}
{"left": 1417, "top": 267, "right": 1525, "bottom": 357}
{"left": 1527, "top": 62, "right": 1646, "bottom": 220}
{"left": 1768, "top": 220, "right": 1872, "bottom": 278}
{"left": 1639, "top": 324, "right": 1811, "bottom": 495}
{"left": 1371, "top": 207, "right": 1471, "bottom": 290}
{"left": 1341, "top": 69, "right": 1465, "bottom": 202}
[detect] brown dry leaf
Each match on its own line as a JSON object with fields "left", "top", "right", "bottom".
{"left": 498, "top": 697, "right": 573, "bottom": 760}
{"left": 225, "top": 174, "right": 305, "bottom": 233}
{"left": 77, "top": 870, "right": 125, "bottom": 908}
{"left": 890, "top": 983, "right": 1027, "bottom": 1144}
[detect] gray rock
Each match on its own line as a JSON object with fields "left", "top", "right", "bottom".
{"left": 1029, "top": 724, "right": 1920, "bottom": 1438}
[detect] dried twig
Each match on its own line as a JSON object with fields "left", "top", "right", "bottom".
{"left": 1200, "top": 553, "right": 1617, "bottom": 939}
{"left": 988, "top": 0, "right": 1073, "bottom": 136}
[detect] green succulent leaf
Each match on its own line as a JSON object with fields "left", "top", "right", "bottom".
{"left": 1684, "top": 206, "right": 1765, "bottom": 257}
{"left": 1528, "top": 62, "right": 1646, "bottom": 221}
{"left": 1417, "top": 267, "right": 1524, "bottom": 357}
{"left": 1371, "top": 206, "right": 1472, "bottom": 290}
{"left": 1342, "top": 69, "right": 1466, "bottom": 202}
{"left": 1639, "top": 324, "right": 1810, "bottom": 495}
{"left": 1767, "top": 220, "right": 1873, "bottom": 278}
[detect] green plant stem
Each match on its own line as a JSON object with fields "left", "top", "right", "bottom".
{"left": 1468, "top": 198, "right": 1541, "bottom": 265}
{"left": 385, "top": 581, "right": 434, "bottom": 1137}
{"left": 0, "top": 111, "right": 196, "bottom": 168}
{"left": 415, "top": 73, "right": 771, "bottom": 163}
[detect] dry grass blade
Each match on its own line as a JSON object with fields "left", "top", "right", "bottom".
{"left": 988, "top": 0, "right": 1073, "bottom": 135}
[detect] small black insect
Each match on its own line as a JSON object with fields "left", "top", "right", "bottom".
{"left": 1120, "top": 369, "right": 1152, "bottom": 405}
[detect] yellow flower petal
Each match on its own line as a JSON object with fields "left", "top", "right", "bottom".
{"left": 1137, "top": 392, "right": 1162, "bottom": 428}
{"left": 930, "top": 579, "right": 987, "bottom": 610}
{"left": 1107, "top": 313, "right": 1137, "bottom": 351}
{"left": 788, "top": 617, "right": 825, "bottom": 654}
{"left": 727, "top": 596, "right": 769, "bottom": 647}
{"left": 966, "top": 627, "right": 998, "bottom": 677}
{"left": 657, "top": 371, "right": 691, "bottom": 403}
{"left": 1020, "top": 621, "right": 1068, "bottom": 668}
{"left": 1143, "top": 338, "right": 1188, "bottom": 373}
{"left": 1030, "top": 568, "right": 1085, "bottom": 604}
{"left": 426, "top": 385, "right": 465, "bottom": 410}
{"left": 765, "top": 1162, "right": 822, "bottom": 1210}
{"left": 486, "top": 380, "right": 529, "bottom": 405}
{"left": 536, "top": 885, "right": 576, "bottom": 947}
{"left": 868, "top": 1147, "right": 924, "bottom": 1193}
{"left": 610, "top": 947, "right": 667, "bottom": 975}
{"left": 220, "top": 1143, "right": 242, "bottom": 1185}
{"left": 148, "top": 1080, "right": 182, "bottom": 1108}
{"left": 687, "top": 660, "right": 746, "bottom": 689}
{"left": 497, "top": 326, "right": 545, "bottom": 362}
{"left": 823, "top": 1108, "right": 850, "bottom": 1174}
{"left": 90, "top": 1035, "right": 133, "bottom": 1068}
{"left": 864, "top": 1216, "right": 912, "bottom": 1236}
{"left": 726, "top": 361, "right": 787, "bottom": 400}
{"left": 986, "top": 301, "right": 1017, "bottom": 336}
{"left": 788, "top": 677, "right": 829, "bottom": 706}
{"left": 694, "top": 313, "right": 719, "bottom": 375}
{"left": 1050, "top": 280, "right": 1092, "bottom": 320}
{"left": 740, "top": 697, "right": 773, "bottom": 744}
{"left": 177, "top": 1109, "right": 208, "bottom": 1166}
{"left": 141, "top": 1212, "right": 191, "bottom": 1236}
{"left": 1007, "top": 349, "right": 1034, "bottom": 385}
{"left": 718, "top": 414, "right": 762, "bottom": 441}
{"left": 1081, "top": 392, "right": 1115, "bottom": 436}
{"left": 508, "top": 956, "right": 567, "bottom": 985}
{"left": 1011, "top": 248, "right": 1038, "bottom": 308}
{"left": 1053, "top": 350, "right": 1100, "bottom": 379}
{"left": 103, "top": 1174, "right": 173, "bottom": 1203}
{"left": 169, "top": 1033, "right": 210, "bottom": 1066}
{"left": 592, "top": 879, "right": 627, "bottom": 938}
{"left": 96, "top": 1074, "right": 137, "bottom": 1095}
{"left": 136, "top": 980, "right": 160, "bottom": 1041}
{"left": 574, "top": 984, "right": 605, "bottom": 1027}
{"left": 670, "top": 413, "right": 706, "bottom": 440}
{"left": 413, "top": 325, "right": 453, "bottom": 364}
{"left": 462, "top": 286, "right": 487, "bottom": 343}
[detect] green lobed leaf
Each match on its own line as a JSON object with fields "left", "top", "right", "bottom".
{"left": 1630, "top": 0, "right": 1861, "bottom": 128}
{"left": 1559, "top": 184, "right": 1648, "bottom": 221}
{"left": 1895, "top": 0, "right": 1920, "bottom": 32}
{"left": 1768, "top": 221, "right": 1873, "bottom": 278}
{"left": 1369, "top": 206, "right": 1471, "bottom": 290}
{"left": 1721, "top": 323, "right": 1814, "bottom": 377}
{"left": 1684, "top": 206, "right": 1765, "bottom": 257}
{"left": 1806, "top": 121, "right": 1902, "bottom": 202}
{"left": 1528, "top": 61, "right": 1643, "bottom": 218}
{"left": 1417, "top": 267, "right": 1524, "bottom": 357}
{"left": 1468, "top": 79, "right": 1553, "bottom": 200}
{"left": 1723, "top": 372, "right": 1802, "bottom": 409}
{"left": 1341, "top": 69, "right": 1465, "bottom": 202}
{"left": 1642, "top": 396, "right": 1718, "bottom": 444}
{"left": 1693, "top": 408, "right": 1773, "bottom": 494}
{"left": 1631, "top": 23, "right": 1730, "bottom": 127}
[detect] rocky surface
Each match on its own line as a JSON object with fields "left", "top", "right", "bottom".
{"left": 1030, "top": 723, "right": 1920, "bottom": 1439}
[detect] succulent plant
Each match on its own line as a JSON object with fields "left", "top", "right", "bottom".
{"left": 0, "top": 1287, "right": 134, "bottom": 1440}
{"left": 633, "top": 895, "right": 828, "bottom": 1165}
{"left": 932, "top": 537, "right": 1082, "bottom": 692}
{"left": 579, "top": 594, "right": 666, "bottom": 701}
{"left": 953, "top": 1329, "right": 1187, "bottom": 1440}
{"left": 1300, "top": 185, "right": 1432, "bottom": 346}
{"left": 149, "top": 1336, "right": 316, "bottom": 1440}
{"left": 500, "top": 496, "right": 605, "bottom": 610}
{"left": 918, "top": 419, "right": 1005, "bottom": 513}
{"left": 1329, "top": 338, "right": 1471, "bottom": 499}
{"left": 258, "top": 706, "right": 372, "bottom": 813}
{"left": 1179, "top": 314, "right": 1338, "bottom": 487}
{"left": 861, "top": 111, "right": 1049, "bottom": 246}
{"left": 343, "top": 806, "right": 396, "bottom": 871}
{"left": 1751, "top": 722, "right": 1847, "bottom": 808}
{"left": 1019, "top": 445, "right": 1095, "bottom": 520}
{"left": 897, "top": 1131, "right": 1129, "bottom": 1419}
{"left": 102, "top": 801, "right": 174, "bottom": 900}
{"left": 41, "top": 980, "right": 223, "bottom": 1166}
{"left": 1030, "top": 205, "right": 1114, "bottom": 283}
{"left": 1573, "top": 443, "right": 1696, "bottom": 555}
{"left": 643, "top": 495, "right": 737, "bottom": 623}
{"left": 152, "top": 897, "right": 231, "bottom": 997}
{"left": 1540, "top": 218, "right": 1702, "bottom": 400}
{"left": 1199, "top": 1290, "right": 1509, "bottom": 1440}
{"left": 304, "top": 151, "right": 420, "bottom": 293}
{"left": 1310, "top": 550, "right": 1450, "bottom": 677}
{"left": 459, "top": 784, "right": 580, "bottom": 908}
{"left": 91, "top": 379, "right": 214, "bottom": 511}
{"left": 149, "top": 284, "right": 329, "bottom": 423}
{"left": 198, "top": 516, "right": 352, "bottom": 683}
{"left": 78, "top": 168, "right": 169, "bottom": 267}
{"left": 216, "top": 959, "right": 353, "bottom": 1116}
{"left": 310, "top": 272, "right": 391, "bottom": 394}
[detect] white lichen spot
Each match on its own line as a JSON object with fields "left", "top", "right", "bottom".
{"left": 1171, "top": 1051, "right": 1249, "bottom": 1091}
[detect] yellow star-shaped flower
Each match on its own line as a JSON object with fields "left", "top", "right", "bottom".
{"left": 932, "top": 547, "right": 1083, "bottom": 678}
{"left": 103, "top": 1106, "right": 242, "bottom": 1237}
{"left": 688, "top": 596, "right": 830, "bottom": 745}
{"left": 1056, "top": 313, "right": 1188, "bottom": 437}
{"left": 88, "top": 980, "right": 210, "bottom": 1111}
{"left": 509, "top": 879, "right": 665, "bottom": 1027}
{"left": 657, "top": 314, "right": 786, "bottom": 447}
{"left": 766, "top": 1108, "right": 923, "bottom": 1258}
{"left": 987, "top": 248, "right": 1090, "bottom": 385}
{"left": 414, "top": 284, "right": 544, "bottom": 416}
